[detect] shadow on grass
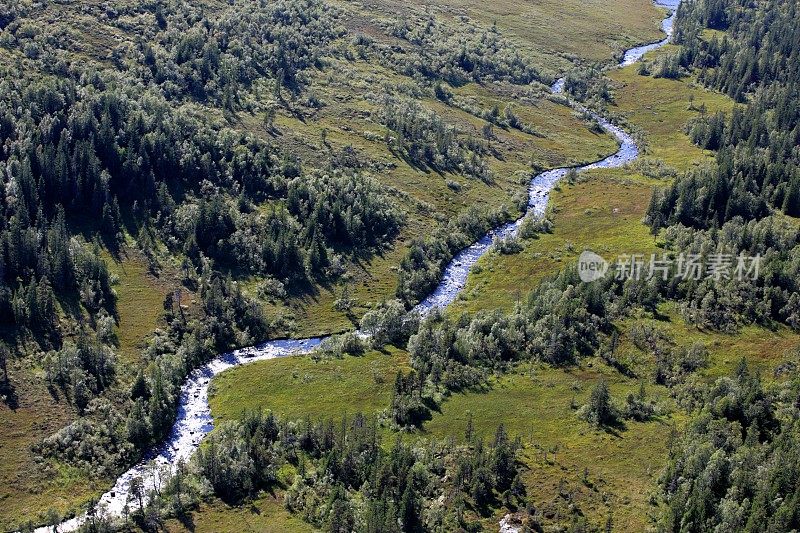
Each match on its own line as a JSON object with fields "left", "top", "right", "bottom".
{"left": 0, "top": 378, "right": 18, "bottom": 410}
{"left": 174, "top": 509, "right": 196, "bottom": 531}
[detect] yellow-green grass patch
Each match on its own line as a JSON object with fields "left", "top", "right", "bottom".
{"left": 209, "top": 347, "right": 410, "bottom": 424}
{"left": 165, "top": 491, "right": 315, "bottom": 533}
{"left": 103, "top": 250, "right": 169, "bottom": 363}
{"left": 609, "top": 54, "right": 735, "bottom": 172}
{"left": 418, "top": 361, "right": 675, "bottom": 531}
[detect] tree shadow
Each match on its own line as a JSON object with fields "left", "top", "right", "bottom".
{"left": 0, "top": 378, "right": 18, "bottom": 410}
{"left": 598, "top": 417, "right": 627, "bottom": 437}
{"left": 174, "top": 509, "right": 196, "bottom": 531}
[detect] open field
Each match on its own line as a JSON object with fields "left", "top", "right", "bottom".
{"left": 103, "top": 250, "right": 171, "bottom": 363}
{"left": 165, "top": 491, "right": 315, "bottom": 533}
{"left": 210, "top": 347, "right": 410, "bottom": 424}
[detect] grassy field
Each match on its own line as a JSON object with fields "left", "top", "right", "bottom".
{"left": 609, "top": 45, "right": 735, "bottom": 171}
{"left": 419, "top": 361, "right": 673, "bottom": 532}
{"left": 103, "top": 249, "right": 171, "bottom": 363}
{"left": 165, "top": 492, "right": 316, "bottom": 533}
{"left": 614, "top": 302, "right": 800, "bottom": 382}
{"left": 210, "top": 347, "right": 411, "bottom": 424}
{"left": 206, "top": 312, "right": 800, "bottom": 532}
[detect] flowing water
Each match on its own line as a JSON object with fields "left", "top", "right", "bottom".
{"left": 40, "top": 1, "right": 678, "bottom": 529}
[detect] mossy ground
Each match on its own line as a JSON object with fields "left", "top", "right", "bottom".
{"left": 103, "top": 250, "right": 172, "bottom": 364}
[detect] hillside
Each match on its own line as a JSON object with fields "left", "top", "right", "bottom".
{"left": 2, "top": 0, "right": 799, "bottom": 531}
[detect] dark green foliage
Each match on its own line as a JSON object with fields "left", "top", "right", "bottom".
{"left": 564, "top": 66, "right": 613, "bottom": 102}
{"left": 585, "top": 380, "right": 616, "bottom": 426}
{"left": 658, "top": 362, "right": 798, "bottom": 532}
{"left": 154, "top": 412, "right": 523, "bottom": 531}
{"left": 360, "top": 299, "right": 419, "bottom": 348}
{"left": 390, "top": 370, "right": 431, "bottom": 427}
{"left": 643, "top": 0, "right": 800, "bottom": 337}
{"left": 383, "top": 13, "right": 544, "bottom": 86}
{"left": 381, "top": 96, "right": 492, "bottom": 182}
{"left": 44, "top": 334, "right": 116, "bottom": 411}
{"left": 649, "top": 0, "right": 800, "bottom": 230}
{"left": 0, "top": 0, "right": 401, "bottom": 356}
{"left": 651, "top": 211, "right": 800, "bottom": 333}
{"left": 196, "top": 410, "right": 280, "bottom": 502}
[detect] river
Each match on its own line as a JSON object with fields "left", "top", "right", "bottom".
{"left": 40, "top": 0, "right": 678, "bottom": 530}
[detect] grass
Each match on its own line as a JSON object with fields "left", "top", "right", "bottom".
{"left": 608, "top": 46, "right": 734, "bottom": 171}
{"left": 103, "top": 249, "right": 170, "bottom": 363}
{"left": 0, "top": 363, "right": 106, "bottom": 530}
{"left": 419, "top": 361, "right": 675, "bottom": 532}
{"left": 449, "top": 171, "right": 661, "bottom": 316}
{"left": 165, "top": 491, "right": 315, "bottom": 533}
{"left": 614, "top": 302, "right": 800, "bottom": 383}
{"left": 209, "top": 347, "right": 411, "bottom": 424}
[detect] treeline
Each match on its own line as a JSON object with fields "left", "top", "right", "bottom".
{"left": 102, "top": 412, "right": 526, "bottom": 532}
{"left": 674, "top": 0, "right": 799, "bottom": 101}
{"left": 0, "top": 203, "right": 116, "bottom": 348}
{"left": 658, "top": 361, "right": 800, "bottom": 532}
{"left": 648, "top": 0, "right": 800, "bottom": 229}
{"left": 640, "top": 1, "right": 800, "bottom": 529}
{"left": 654, "top": 216, "right": 800, "bottom": 332}
{"left": 644, "top": 0, "right": 800, "bottom": 334}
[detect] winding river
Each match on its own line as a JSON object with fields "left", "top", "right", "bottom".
{"left": 41, "top": 1, "right": 678, "bottom": 530}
